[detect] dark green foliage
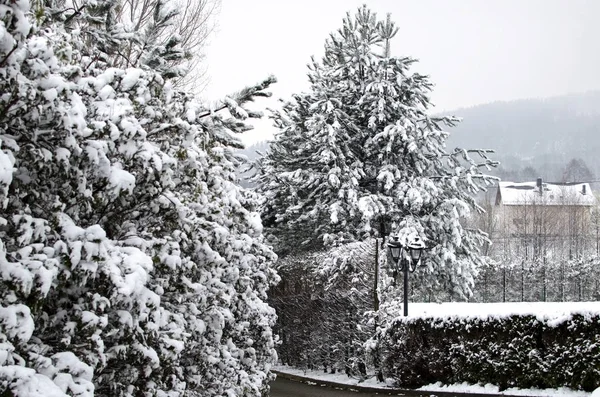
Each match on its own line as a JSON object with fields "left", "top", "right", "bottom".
{"left": 380, "top": 314, "right": 600, "bottom": 391}
{"left": 381, "top": 318, "right": 452, "bottom": 388}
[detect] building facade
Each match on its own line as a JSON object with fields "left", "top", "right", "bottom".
{"left": 494, "top": 179, "right": 597, "bottom": 259}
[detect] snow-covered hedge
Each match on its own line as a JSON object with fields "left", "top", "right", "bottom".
{"left": 378, "top": 303, "right": 600, "bottom": 392}
{"left": 0, "top": 0, "right": 278, "bottom": 395}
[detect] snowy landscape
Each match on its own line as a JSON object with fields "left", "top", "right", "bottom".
{"left": 1, "top": 0, "right": 600, "bottom": 396}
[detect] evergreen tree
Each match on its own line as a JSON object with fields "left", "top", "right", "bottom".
{"left": 257, "top": 6, "right": 497, "bottom": 299}
{"left": 0, "top": 0, "right": 277, "bottom": 395}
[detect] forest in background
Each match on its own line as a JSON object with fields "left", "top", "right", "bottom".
{"left": 444, "top": 90, "right": 600, "bottom": 183}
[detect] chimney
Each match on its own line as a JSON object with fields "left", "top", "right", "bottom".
{"left": 536, "top": 177, "right": 543, "bottom": 195}
{"left": 583, "top": 184, "right": 587, "bottom": 195}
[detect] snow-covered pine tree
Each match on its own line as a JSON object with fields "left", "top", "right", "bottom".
{"left": 257, "top": 6, "right": 497, "bottom": 300}
{"left": 0, "top": 0, "right": 278, "bottom": 395}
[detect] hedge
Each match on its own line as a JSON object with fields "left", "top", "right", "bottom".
{"left": 380, "top": 312, "right": 600, "bottom": 391}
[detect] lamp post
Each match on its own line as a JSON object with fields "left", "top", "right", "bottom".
{"left": 387, "top": 235, "right": 426, "bottom": 316}
{"left": 373, "top": 216, "right": 392, "bottom": 312}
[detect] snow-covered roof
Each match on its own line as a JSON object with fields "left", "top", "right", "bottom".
{"left": 496, "top": 181, "right": 596, "bottom": 206}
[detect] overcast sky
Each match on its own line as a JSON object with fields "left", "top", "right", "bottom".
{"left": 202, "top": 0, "right": 600, "bottom": 145}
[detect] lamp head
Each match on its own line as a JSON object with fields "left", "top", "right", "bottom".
{"left": 406, "top": 235, "right": 426, "bottom": 263}
{"left": 387, "top": 236, "right": 403, "bottom": 263}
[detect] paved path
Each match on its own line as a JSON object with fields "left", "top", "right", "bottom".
{"left": 268, "top": 375, "right": 544, "bottom": 397}
{"left": 269, "top": 377, "right": 402, "bottom": 396}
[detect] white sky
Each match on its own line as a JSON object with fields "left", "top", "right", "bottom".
{"left": 202, "top": 0, "right": 600, "bottom": 145}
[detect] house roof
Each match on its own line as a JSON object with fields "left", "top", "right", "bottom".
{"left": 496, "top": 181, "right": 596, "bottom": 206}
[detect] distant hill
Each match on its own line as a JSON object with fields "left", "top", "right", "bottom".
{"left": 444, "top": 91, "right": 600, "bottom": 182}
{"left": 237, "top": 92, "right": 600, "bottom": 187}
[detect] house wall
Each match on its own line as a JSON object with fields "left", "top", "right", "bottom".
{"left": 469, "top": 185, "right": 600, "bottom": 302}
{"left": 495, "top": 202, "right": 594, "bottom": 259}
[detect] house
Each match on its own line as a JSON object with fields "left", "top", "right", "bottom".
{"left": 494, "top": 178, "right": 597, "bottom": 258}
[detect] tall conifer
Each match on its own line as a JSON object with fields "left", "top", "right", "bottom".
{"left": 257, "top": 6, "right": 497, "bottom": 299}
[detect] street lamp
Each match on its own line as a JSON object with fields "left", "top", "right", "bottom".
{"left": 373, "top": 216, "right": 393, "bottom": 312}
{"left": 387, "top": 235, "right": 426, "bottom": 316}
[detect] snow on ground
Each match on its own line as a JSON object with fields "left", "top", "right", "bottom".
{"left": 274, "top": 365, "right": 592, "bottom": 397}
{"left": 390, "top": 302, "right": 600, "bottom": 322}
{"left": 274, "top": 365, "right": 393, "bottom": 389}
{"left": 418, "top": 382, "right": 592, "bottom": 397}
{"left": 275, "top": 302, "right": 600, "bottom": 396}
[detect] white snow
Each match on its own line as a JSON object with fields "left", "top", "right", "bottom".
{"left": 109, "top": 165, "right": 136, "bottom": 195}
{"left": 0, "top": 366, "right": 69, "bottom": 397}
{"left": 388, "top": 301, "right": 600, "bottom": 323}
{"left": 0, "top": 147, "right": 14, "bottom": 187}
{"left": 0, "top": 304, "right": 34, "bottom": 342}
{"left": 498, "top": 181, "right": 596, "bottom": 206}
{"left": 43, "top": 88, "right": 58, "bottom": 101}
{"left": 121, "top": 68, "right": 143, "bottom": 91}
{"left": 419, "top": 382, "right": 590, "bottom": 397}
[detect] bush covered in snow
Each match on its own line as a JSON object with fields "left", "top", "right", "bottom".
{"left": 0, "top": 0, "right": 278, "bottom": 395}
{"left": 378, "top": 308, "right": 600, "bottom": 392}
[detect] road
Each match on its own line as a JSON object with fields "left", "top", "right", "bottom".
{"left": 269, "top": 377, "right": 430, "bottom": 397}
{"left": 268, "top": 377, "right": 518, "bottom": 397}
